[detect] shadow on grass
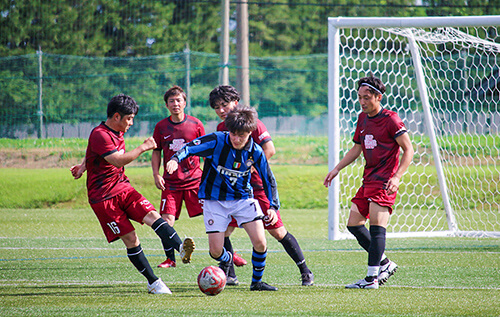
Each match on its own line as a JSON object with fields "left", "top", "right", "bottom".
{"left": 2, "top": 283, "right": 202, "bottom": 298}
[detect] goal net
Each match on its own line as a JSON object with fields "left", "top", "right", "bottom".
{"left": 327, "top": 16, "right": 500, "bottom": 239}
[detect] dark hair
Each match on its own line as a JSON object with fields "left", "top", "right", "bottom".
{"left": 209, "top": 85, "right": 240, "bottom": 109}
{"left": 163, "top": 85, "right": 186, "bottom": 103}
{"left": 224, "top": 106, "right": 257, "bottom": 133}
{"left": 107, "top": 94, "right": 139, "bottom": 118}
{"left": 357, "top": 76, "right": 386, "bottom": 95}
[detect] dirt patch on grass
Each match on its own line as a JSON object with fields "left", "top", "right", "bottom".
{"left": 0, "top": 149, "right": 149, "bottom": 169}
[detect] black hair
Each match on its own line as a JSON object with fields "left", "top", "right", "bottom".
{"left": 107, "top": 94, "right": 139, "bottom": 118}
{"left": 224, "top": 106, "right": 257, "bottom": 134}
{"left": 209, "top": 85, "right": 240, "bottom": 109}
{"left": 163, "top": 85, "right": 186, "bottom": 103}
{"left": 357, "top": 76, "right": 386, "bottom": 95}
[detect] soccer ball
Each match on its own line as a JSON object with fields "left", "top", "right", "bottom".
{"left": 197, "top": 266, "right": 226, "bottom": 296}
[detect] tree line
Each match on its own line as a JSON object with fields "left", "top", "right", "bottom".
{"left": 1, "top": 0, "right": 498, "bottom": 58}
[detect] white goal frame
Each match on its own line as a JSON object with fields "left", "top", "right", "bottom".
{"left": 327, "top": 16, "right": 500, "bottom": 240}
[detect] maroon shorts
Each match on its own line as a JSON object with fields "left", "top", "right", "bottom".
{"left": 351, "top": 185, "right": 396, "bottom": 218}
{"left": 90, "top": 189, "right": 155, "bottom": 243}
{"left": 159, "top": 188, "right": 203, "bottom": 220}
{"left": 227, "top": 189, "right": 284, "bottom": 229}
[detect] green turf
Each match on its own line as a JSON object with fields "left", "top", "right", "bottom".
{"left": 1, "top": 208, "right": 499, "bottom": 316}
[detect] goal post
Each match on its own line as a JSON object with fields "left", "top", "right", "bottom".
{"left": 327, "top": 16, "right": 500, "bottom": 240}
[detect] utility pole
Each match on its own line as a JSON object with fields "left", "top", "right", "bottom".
{"left": 185, "top": 43, "right": 191, "bottom": 113}
{"left": 236, "top": 0, "right": 250, "bottom": 106}
{"left": 219, "top": 0, "right": 230, "bottom": 85}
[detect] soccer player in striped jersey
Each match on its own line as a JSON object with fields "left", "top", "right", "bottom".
{"left": 70, "top": 94, "right": 194, "bottom": 294}
{"left": 324, "top": 76, "right": 414, "bottom": 289}
{"left": 209, "top": 85, "right": 314, "bottom": 287}
{"left": 152, "top": 86, "right": 204, "bottom": 268}
{"left": 166, "top": 106, "right": 279, "bottom": 291}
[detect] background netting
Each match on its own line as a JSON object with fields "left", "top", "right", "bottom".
{"left": 331, "top": 24, "right": 499, "bottom": 236}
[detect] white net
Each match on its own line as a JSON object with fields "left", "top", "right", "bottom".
{"left": 329, "top": 18, "right": 500, "bottom": 238}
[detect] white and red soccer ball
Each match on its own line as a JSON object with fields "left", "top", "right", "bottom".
{"left": 197, "top": 266, "right": 226, "bottom": 296}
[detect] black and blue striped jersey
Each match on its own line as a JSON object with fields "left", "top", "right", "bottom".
{"left": 171, "top": 131, "right": 280, "bottom": 210}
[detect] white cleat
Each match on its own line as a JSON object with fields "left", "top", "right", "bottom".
{"left": 378, "top": 260, "right": 398, "bottom": 285}
{"left": 345, "top": 277, "right": 379, "bottom": 289}
{"left": 148, "top": 278, "right": 172, "bottom": 294}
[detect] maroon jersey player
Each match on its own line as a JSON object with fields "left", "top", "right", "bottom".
{"left": 152, "top": 85, "right": 205, "bottom": 268}
{"left": 209, "top": 85, "right": 314, "bottom": 287}
{"left": 70, "top": 94, "right": 195, "bottom": 294}
{"left": 324, "top": 76, "right": 414, "bottom": 289}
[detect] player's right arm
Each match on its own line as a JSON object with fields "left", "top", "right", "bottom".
{"left": 151, "top": 150, "right": 165, "bottom": 190}
{"left": 323, "top": 143, "right": 362, "bottom": 187}
{"left": 70, "top": 157, "right": 86, "bottom": 179}
{"left": 166, "top": 133, "right": 218, "bottom": 174}
{"left": 260, "top": 140, "right": 276, "bottom": 160}
{"left": 105, "top": 136, "right": 157, "bottom": 168}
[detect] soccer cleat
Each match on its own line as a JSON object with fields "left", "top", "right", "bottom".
{"left": 378, "top": 260, "right": 398, "bottom": 285}
{"left": 147, "top": 278, "right": 172, "bottom": 294}
{"left": 226, "top": 276, "right": 240, "bottom": 286}
{"left": 218, "top": 252, "right": 233, "bottom": 277}
{"left": 179, "top": 237, "right": 195, "bottom": 264}
{"left": 345, "top": 277, "right": 379, "bottom": 289}
{"left": 301, "top": 272, "right": 314, "bottom": 286}
{"left": 233, "top": 252, "right": 247, "bottom": 267}
{"left": 250, "top": 281, "right": 278, "bottom": 291}
{"left": 157, "top": 258, "right": 176, "bottom": 268}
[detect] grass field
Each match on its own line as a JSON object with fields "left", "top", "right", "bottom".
{"left": 1, "top": 207, "right": 499, "bottom": 316}
{"left": 1, "top": 137, "right": 499, "bottom": 316}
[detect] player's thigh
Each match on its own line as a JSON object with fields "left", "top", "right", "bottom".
{"left": 122, "top": 189, "right": 156, "bottom": 223}
{"left": 368, "top": 202, "right": 390, "bottom": 228}
{"left": 120, "top": 230, "right": 140, "bottom": 248}
{"left": 347, "top": 203, "right": 368, "bottom": 226}
{"left": 203, "top": 200, "right": 232, "bottom": 233}
{"left": 183, "top": 189, "right": 203, "bottom": 218}
{"left": 242, "top": 220, "right": 267, "bottom": 253}
{"left": 90, "top": 196, "right": 136, "bottom": 243}
{"left": 159, "top": 189, "right": 183, "bottom": 219}
{"left": 267, "top": 225, "right": 287, "bottom": 241}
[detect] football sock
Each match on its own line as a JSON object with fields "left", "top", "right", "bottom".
{"left": 380, "top": 256, "right": 389, "bottom": 266}
{"left": 279, "top": 232, "right": 311, "bottom": 274}
{"left": 347, "top": 225, "right": 371, "bottom": 251}
{"left": 161, "top": 240, "right": 176, "bottom": 262}
{"left": 151, "top": 218, "right": 182, "bottom": 252}
{"left": 368, "top": 225, "right": 386, "bottom": 267}
{"left": 127, "top": 245, "right": 158, "bottom": 284}
{"left": 348, "top": 225, "right": 389, "bottom": 266}
{"left": 251, "top": 248, "right": 267, "bottom": 284}
{"left": 223, "top": 237, "right": 237, "bottom": 278}
{"left": 365, "top": 275, "right": 377, "bottom": 282}
{"left": 367, "top": 266, "right": 379, "bottom": 279}
{"left": 212, "top": 247, "right": 231, "bottom": 263}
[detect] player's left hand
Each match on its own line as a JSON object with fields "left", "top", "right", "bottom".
{"left": 264, "top": 208, "right": 278, "bottom": 226}
{"left": 385, "top": 176, "right": 400, "bottom": 195}
{"left": 165, "top": 160, "right": 179, "bottom": 174}
{"left": 70, "top": 164, "right": 86, "bottom": 179}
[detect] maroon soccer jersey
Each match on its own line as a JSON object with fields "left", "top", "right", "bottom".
{"left": 353, "top": 108, "right": 408, "bottom": 187}
{"left": 153, "top": 115, "right": 205, "bottom": 190}
{"left": 85, "top": 122, "right": 134, "bottom": 204}
{"left": 217, "top": 119, "right": 272, "bottom": 190}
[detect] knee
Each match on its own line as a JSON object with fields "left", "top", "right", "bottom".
{"left": 270, "top": 227, "right": 287, "bottom": 241}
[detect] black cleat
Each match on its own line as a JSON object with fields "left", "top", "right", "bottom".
{"left": 250, "top": 281, "right": 278, "bottom": 291}
{"left": 226, "top": 276, "right": 239, "bottom": 286}
{"left": 218, "top": 252, "right": 233, "bottom": 277}
{"left": 301, "top": 272, "right": 314, "bottom": 286}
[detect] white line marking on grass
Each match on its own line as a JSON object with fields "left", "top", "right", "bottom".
{"left": 1, "top": 280, "right": 498, "bottom": 291}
